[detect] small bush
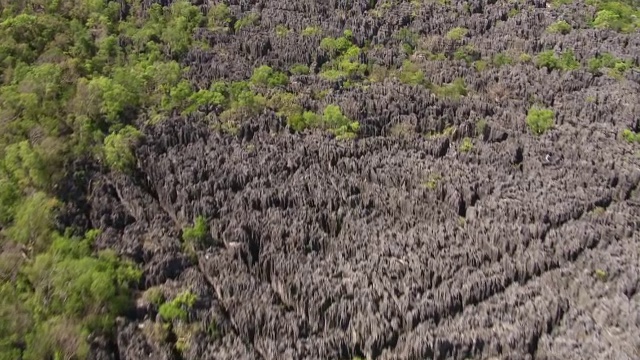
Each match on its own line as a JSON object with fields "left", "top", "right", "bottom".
{"left": 368, "top": 64, "right": 392, "bottom": 82}
{"left": 250, "top": 65, "right": 288, "bottom": 87}
{"left": 182, "top": 216, "right": 208, "bottom": 244}
{"left": 446, "top": 27, "right": 468, "bottom": 40}
{"left": 289, "top": 64, "right": 310, "bottom": 75}
{"left": 536, "top": 50, "right": 559, "bottom": 70}
{"left": 454, "top": 45, "right": 480, "bottom": 63}
{"left": 143, "top": 287, "right": 165, "bottom": 307}
{"left": 399, "top": 60, "right": 427, "bottom": 86}
{"left": 394, "top": 27, "right": 419, "bottom": 55}
{"left": 318, "top": 32, "right": 366, "bottom": 80}
{"left": 492, "top": 52, "right": 513, "bottom": 67}
{"left": 535, "top": 50, "right": 579, "bottom": 71}
{"left": 423, "top": 173, "right": 442, "bottom": 190}
{"left": 474, "top": 60, "right": 488, "bottom": 71}
{"left": 158, "top": 290, "right": 197, "bottom": 322}
{"left": 268, "top": 92, "right": 301, "bottom": 118}
{"left": 587, "top": 52, "right": 634, "bottom": 76}
{"left": 275, "top": 24, "right": 289, "bottom": 37}
{"left": 459, "top": 137, "right": 473, "bottom": 152}
{"left": 526, "top": 106, "right": 555, "bottom": 135}
{"left": 558, "top": 50, "right": 580, "bottom": 70}
{"left": 621, "top": 129, "right": 640, "bottom": 143}
{"left": 207, "top": 3, "right": 231, "bottom": 28}
{"left": 322, "top": 105, "right": 360, "bottom": 139}
{"left": 519, "top": 53, "right": 533, "bottom": 63}
{"left": 547, "top": 20, "right": 572, "bottom": 34}
{"left": 287, "top": 111, "right": 321, "bottom": 132}
{"left": 234, "top": 12, "right": 259, "bottom": 31}
{"left": 301, "top": 26, "right": 322, "bottom": 36}
{"left": 432, "top": 78, "right": 467, "bottom": 99}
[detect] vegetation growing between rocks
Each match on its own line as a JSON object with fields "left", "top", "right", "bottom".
{"left": 547, "top": 20, "right": 573, "bottom": 34}
{"left": 0, "top": 0, "right": 639, "bottom": 356}
{"left": 526, "top": 106, "right": 555, "bottom": 135}
{"left": 158, "top": 290, "right": 197, "bottom": 322}
{"left": 621, "top": 129, "right": 640, "bottom": 143}
{"left": 319, "top": 30, "right": 367, "bottom": 80}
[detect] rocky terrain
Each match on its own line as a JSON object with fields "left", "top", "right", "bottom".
{"left": 27, "top": 0, "right": 640, "bottom": 359}
{"left": 84, "top": 0, "right": 640, "bottom": 359}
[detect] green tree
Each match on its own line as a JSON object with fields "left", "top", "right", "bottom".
{"left": 88, "top": 76, "right": 140, "bottom": 124}
{"left": 4, "top": 191, "right": 58, "bottom": 252}
{"left": 103, "top": 125, "right": 143, "bottom": 172}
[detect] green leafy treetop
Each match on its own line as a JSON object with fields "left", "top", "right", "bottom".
{"left": 103, "top": 125, "right": 143, "bottom": 173}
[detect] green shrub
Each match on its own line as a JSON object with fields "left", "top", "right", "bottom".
{"left": 289, "top": 64, "right": 310, "bottom": 75}
{"left": 234, "top": 12, "right": 259, "bottom": 31}
{"left": 182, "top": 216, "right": 208, "bottom": 244}
{"left": 621, "top": 129, "right": 640, "bottom": 143}
{"left": 558, "top": 50, "right": 580, "bottom": 70}
{"left": 432, "top": 78, "right": 467, "bottom": 99}
{"left": 250, "top": 65, "right": 289, "bottom": 87}
{"left": 318, "top": 32, "right": 366, "bottom": 80}
{"left": 183, "top": 87, "right": 226, "bottom": 114}
{"left": 287, "top": 111, "right": 321, "bottom": 132}
{"left": 536, "top": 50, "right": 559, "bottom": 70}
{"left": 275, "top": 24, "right": 290, "bottom": 37}
{"left": 492, "top": 52, "right": 513, "bottom": 67}
{"left": 446, "top": 27, "right": 468, "bottom": 40}
{"left": 322, "top": 105, "right": 360, "bottom": 139}
{"left": 143, "top": 286, "right": 165, "bottom": 306}
{"left": 422, "top": 173, "right": 442, "bottom": 190}
{"left": 320, "top": 32, "right": 355, "bottom": 56}
{"left": 399, "top": 60, "right": 427, "bottom": 86}
{"left": 267, "top": 92, "right": 301, "bottom": 117}
{"left": 158, "top": 290, "right": 197, "bottom": 322}
{"left": 474, "top": 60, "right": 488, "bottom": 71}
{"left": 587, "top": 52, "right": 634, "bottom": 76}
{"left": 207, "top": 3, "right": 231, "bottom": 28}
{"left": 454, "top": 45, "right": 480, "bottom": 63}
{"left": 301, "top": 26, "right": 322, "bottom": 36}
{"left": 459, "top": 137, "right": 473, "bottom": 152}
{"left": 394, "top": 27, "right": 419, "bottom": 55}
{"left": 526, "top": 106, "right": 555, "bottom": 135}
{"left": 519, "top": 53, "right": 533, "bottom": 63}
{"left": 536, "top": 50, "right": 579, "bottom": 71}
{"left": 547, "top": 20, "right": 572, "bottom": 34}
{"left": 220, "top": 81, "right": 266, "bottom": 119}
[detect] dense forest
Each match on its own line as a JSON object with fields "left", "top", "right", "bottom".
{"left": 0, "top": 0, "right": 639, "bottom": 359}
